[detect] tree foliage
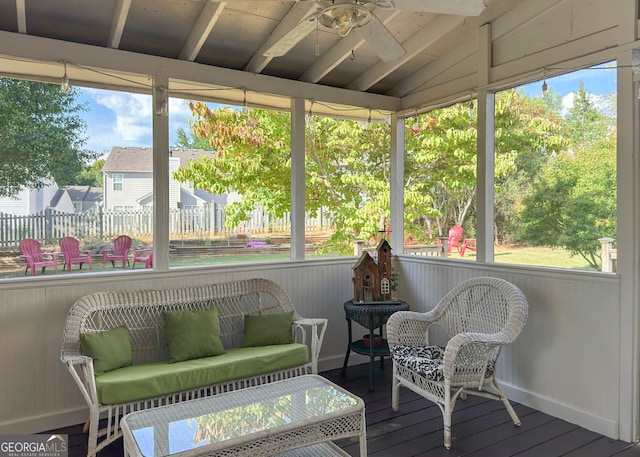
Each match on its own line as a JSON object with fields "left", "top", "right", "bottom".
{"left": 0, "top": 77, "right": 95, "bottom": 197}
{"left": 174, "top": 103, "right": 396, "bottom": 252}
{"left": 519, "top": 84, "right": 616, "bottom": 269}
{"left": 73, "top": 159, "right": 105, "bottom": 187}
{"left": 176, "top": 82, "right": 614, "bottom": 266}
{"left": 405, "top": 89, "right": 568, "bottom": 242}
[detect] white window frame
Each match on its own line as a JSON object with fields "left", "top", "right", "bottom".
{"left": 112, "top": 174, "right": 124, "bottom": 191}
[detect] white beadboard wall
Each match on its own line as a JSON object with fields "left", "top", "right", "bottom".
{"left": 0, "top": 255, "right": 623, "bottom": 442}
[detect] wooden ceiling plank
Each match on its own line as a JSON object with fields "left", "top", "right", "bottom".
{"left": 179, "top": 1, "right": 227, "bottom": 62}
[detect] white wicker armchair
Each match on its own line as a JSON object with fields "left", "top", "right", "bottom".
{"left": 387, "top": 276, "right": 528, "bottom": 449}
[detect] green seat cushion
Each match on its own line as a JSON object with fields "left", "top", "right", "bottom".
{"left": 241, "top": 311, "right": 294, "bottom": 347}
{"left": 95, "top": 343, "right": 309, "bottom": 404}
{"left": 80, "top": 325, "right": 132, "bottom": 376}
{"left": 163, "top": 308, "right": 225, "bottom": 363}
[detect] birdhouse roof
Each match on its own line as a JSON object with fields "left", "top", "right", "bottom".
{"left": 352, "top": 251, "right": 377, "bottom": 271}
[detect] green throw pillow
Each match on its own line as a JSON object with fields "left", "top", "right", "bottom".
{"left": 80, "top": 325, "right": 133, "bottom": 376}
{"left": 241, "top": 311, "right": 294, "bottom": 347}
{"left": 163, "top": 308, "right": 225, "bottom": 363}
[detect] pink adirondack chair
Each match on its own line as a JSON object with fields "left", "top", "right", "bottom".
{"left": 19, "top": 238, "right": 59, "bottom": 276}
{"left": 132, "top": 248, "right": 153, "bottom": 269}
{"left": 102, "top": 235, "right": 132, "bottom": 269}
{"left": 460, "top": 238, "right": 477, "bottom": 257}
{"left": 446, "top": 226, "right": 464, "bottom": 254}
{"left": 59, "top": 236, "right": 93, "bottom": 272}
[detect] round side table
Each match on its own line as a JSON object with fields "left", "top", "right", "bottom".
{"left": 341, "top": 299, "right": 410, "bottom": 391}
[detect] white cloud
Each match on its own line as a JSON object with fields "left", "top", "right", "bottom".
{"left": 561, "top": 92, "right": 574, "bottom": 116}
{"left": 560, "top": 91, "right": 615, "bottom": 118}
{"left": 93, "top": 92, "right": 152, "bottom": 143}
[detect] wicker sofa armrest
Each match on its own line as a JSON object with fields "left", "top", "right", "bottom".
{"left": 293, "top": 318, "right": 328, "bottom": 374}
{"left": 61, "top": 354, "right": 99, "bottom": 407}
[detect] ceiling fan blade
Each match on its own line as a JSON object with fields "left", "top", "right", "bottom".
{"left": 382, "top": 0, "right": 487, "bottom": 16}
{"left": 356, "top": 15, "right": 405, "bottom": 62}
{"left": 263, "top": 16, "right": 318, "bottom": 57}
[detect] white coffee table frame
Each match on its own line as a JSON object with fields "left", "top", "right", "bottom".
{"left": 120, "top": 374, "right": 366, "bottom": 457}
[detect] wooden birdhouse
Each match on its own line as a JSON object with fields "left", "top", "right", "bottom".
{"left": 352, "top": 240, "right": 394, "bottom": 302}
{"left": 377, "top": 239, "right": 393, "bottom": 301}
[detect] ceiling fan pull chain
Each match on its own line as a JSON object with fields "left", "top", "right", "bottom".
{"left": 315, "top": 18, "right": 320, "bottom": 56}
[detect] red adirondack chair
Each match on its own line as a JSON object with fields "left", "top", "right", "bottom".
{"left": 19, "top": 238, "right": 59, "bottom": 276}
{"left": 446, "top": 226, "right": 464, "bottom": 254}
{"left": 460, "top": 238, "right": 477, "bottom": 257}
{"left": 446, "top": 225, "right": 477, "bottom": 257}
{"left": 132, "top": 248, "right": 153, "bottom": 269}
{"left": 102, "top": 235, "right": 132, "bottom": 269}
{"left": 59, "top": 236, "right": 93, "bottom": 272}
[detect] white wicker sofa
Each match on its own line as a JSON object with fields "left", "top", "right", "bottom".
{"left": 60, "top": 278, "right": 327, "bottom": 457}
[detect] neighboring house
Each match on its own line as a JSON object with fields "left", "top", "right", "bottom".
{"left": 102, "top": 147, "right": 237, "bottom": 211}
{"left": 65, "top": 186, "right": 103, "bottom": 212}
{"left": 0, "top": 179, "right": 74, "bottom": 215}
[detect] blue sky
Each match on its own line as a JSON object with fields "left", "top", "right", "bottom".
{"left": 77, "top": 89, "right": 202, "bottom": 156}
{"left": 77, "top": 62, "right": 618, "bottom": 156}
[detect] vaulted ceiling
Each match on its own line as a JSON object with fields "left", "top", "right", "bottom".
{"left": 0, "top": 0, "right": 625, "bottom": 120}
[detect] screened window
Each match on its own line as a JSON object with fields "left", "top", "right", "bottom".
{"left": 493, "top": 63, "right": 616, "bottom": 271}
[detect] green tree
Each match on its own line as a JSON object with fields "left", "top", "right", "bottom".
{"left": 493, "top": 89, "right": 569, "bottom": 243}
{"left": 0, "top": 77, "right": 95, "bottom": 197}
{"left": 519, "top": 84, "right": 616, "bottom": 269}
{"left": 174, "top": 127, "right": 212, "bottom": 150}
{"left": 72, "top": 159, "right": 105, "bottom": 187}
{"left": 174, "top": 104, "right": 397, "bottom": 253}
{"left": 404, "top": 90, "right": 568, "bottom": 242}
{"left": 175, "top": 94, "right": 569, "bottom": 254}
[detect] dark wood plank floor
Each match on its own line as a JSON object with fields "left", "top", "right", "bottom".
{"left": 50, "top": 362, "right": 640, "bottom": 457}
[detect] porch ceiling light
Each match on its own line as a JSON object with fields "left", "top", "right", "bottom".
{"left": 318, "top": 2, "right": 371, "bottom": 37}
{"left": 61, "top": 61, "right": 69, "bottom": 94}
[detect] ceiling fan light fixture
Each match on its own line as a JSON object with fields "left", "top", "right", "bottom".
{"left": 318, "top": 3, "right": 371, "bottom": 37}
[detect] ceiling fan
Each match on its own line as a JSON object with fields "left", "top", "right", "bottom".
{"left": 248, "top": 0, "right": 488, "bottom": 63}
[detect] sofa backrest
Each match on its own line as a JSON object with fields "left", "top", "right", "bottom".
{"left": 61, "top": 278, "right": 297, "bottom": 365}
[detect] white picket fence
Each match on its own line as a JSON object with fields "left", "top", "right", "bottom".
{"left": 0, "top": 204, "right": 333, "bottom": 247}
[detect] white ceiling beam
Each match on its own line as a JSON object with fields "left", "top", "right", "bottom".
{"left": 107, "top": 0, "right": 132, "bottom": 49}
{"left": 299, "top": 8, "right": 400, "bottom": 84}
{"left": 392, "top": 38, "right": 475, "bottom": 97}
{"left": 347, "top": 14, "right": 464, "bottom": 92}
{"left": 16, "top": 0, "right": 26, "bottom": 33}
{"left": 0, "top": 30, "right": 401, "bottom": 112}
{"left": 179, "top": 1, "right": 226, "bottom": 61}
{"left": 244, "top": 2, "right": 319, "bottom": 74}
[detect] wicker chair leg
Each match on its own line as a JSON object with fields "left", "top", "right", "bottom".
{"left": 443, "top": 390, "right": 452, "bottom": 449}
{"left": 87, "top": 411, "right": 98, "bottom": 457}
{"left": 391, "top": 371, "right": 400, "bottom": 412}
{"left": 492, "top": 379, "right": 521, "bottom": 426}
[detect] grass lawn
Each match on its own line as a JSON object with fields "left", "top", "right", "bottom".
{"left": 0, "top": 244, "right": 598, "bottom": 278}
{"left": 479, "top": 244, "right": 594, "bottom": 271}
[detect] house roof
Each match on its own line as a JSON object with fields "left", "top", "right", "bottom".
{"left": 65, "top": 186, "right": 103, "bottom": 204}
{"left": 49, "top": 189, "right": 66, "bottom": 208}
{"left": 102, "top": 147, "right": 217, "bottom": 173}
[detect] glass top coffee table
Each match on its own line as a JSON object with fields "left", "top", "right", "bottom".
{"left": 120, "top": 374, "right": 366, "bottom": 457}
